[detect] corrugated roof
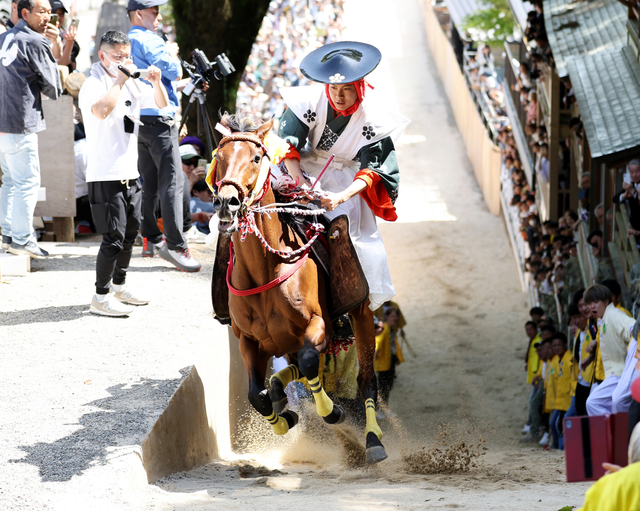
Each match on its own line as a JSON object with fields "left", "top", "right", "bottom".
{"left": 543, "top": 0, "right": 627, "bottom": 78}
{"left": 447, "top": 0, "right": 481, "bottom": 28}
{"left": 567, "top": 46, "right": 640, "bottom": 160}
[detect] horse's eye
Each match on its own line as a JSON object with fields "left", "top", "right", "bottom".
{"left": 254, "top": 155, "right": 261, "bottom": 164}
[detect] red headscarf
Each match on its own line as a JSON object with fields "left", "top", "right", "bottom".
{"left": 325, "top": 79, "right": 373, "bottom": 117}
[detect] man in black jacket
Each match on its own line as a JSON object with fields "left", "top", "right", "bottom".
{"left": 613, "top": 159, "right": 640, "bottom": 235}
{"left": 0, "top": 0, "right": 62, "bottom": 258}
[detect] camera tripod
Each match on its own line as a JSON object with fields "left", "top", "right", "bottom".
{"left": 179, "top": 87, "right": 219, "bottom": 158}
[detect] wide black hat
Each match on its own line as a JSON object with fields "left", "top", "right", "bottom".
{"left": 300, "top": 41, "right": 382, "bottom": 84}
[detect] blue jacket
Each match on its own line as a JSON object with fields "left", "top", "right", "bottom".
{"left": 0, "top": 20, "right": 62, "bottom": 134}
{"left": 128, "top": 26, "right": 180, "bottom": 118}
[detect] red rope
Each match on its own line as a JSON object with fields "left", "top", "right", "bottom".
{"left": 226, "top": 241, "right": 310, "bottom": 296}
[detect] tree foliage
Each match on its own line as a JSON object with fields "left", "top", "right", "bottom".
{"left": 171, "top": 0, "right": 270, "bottom": 124}
{"left": 462, "top": 0, "right": 516, "bottom": 45}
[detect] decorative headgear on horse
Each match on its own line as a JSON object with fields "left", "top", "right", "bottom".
{"left": 299, "top": 41, "right": 382, "bottom": 84}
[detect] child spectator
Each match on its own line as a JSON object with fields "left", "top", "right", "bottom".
{"left": 523, "top": 320, "right": 542, "bottom": 435}
{"left": 601, "top": 279, "right": 632, "bottom": 316}
{"left": 568, "top": 298, "right": 594, "bottom": 416}
{"left": 583, "top": 285, "right": 635, "bottom": 415}
{"left": 529, "top": 338, "right": 553, "bottom": 445}
{"left": 374, "top": 306, "right": 404, "bottom": 417}
{"left": 190, "top": 179, "right": 214, "bottom": 235}
{"left": 550, "top": 332, "right": 572, "bottom": 449}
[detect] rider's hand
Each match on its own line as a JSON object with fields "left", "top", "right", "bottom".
{"left": 320, "top": 191, "right": 345, "bottom": 211}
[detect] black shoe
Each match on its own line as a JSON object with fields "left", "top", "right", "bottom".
{"left": 1, "top": 235, "right": 11, "bottom": 250}
{"left": 8, "top": 240, "right": 49, "bottom": 259}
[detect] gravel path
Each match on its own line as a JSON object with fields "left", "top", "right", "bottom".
{"left": 0, "top": 241, "right": 222, "bottom": 510}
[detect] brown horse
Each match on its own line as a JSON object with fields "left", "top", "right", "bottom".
{"left": 212, "top": 114, "right": 387, "bottom": 464}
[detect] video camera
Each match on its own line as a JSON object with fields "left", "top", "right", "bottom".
{"left": 181, "top": 49, "right": 235, "bottom": 96}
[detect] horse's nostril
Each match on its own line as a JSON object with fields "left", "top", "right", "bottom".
{"left": 213, "top": 197, "right": 222, "bottom": 211}
{"left": 228, "top": 196, "right": 241, "bottom": 212}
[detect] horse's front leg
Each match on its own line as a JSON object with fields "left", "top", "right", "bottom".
{"left": 351, "top": 302, "right": 388, "bottom": 463}
{"left": 297, "top": 315, "right": 346, "bottom": 425}
{"left": 239, "top": 334, "right": 298, "bottom": 435}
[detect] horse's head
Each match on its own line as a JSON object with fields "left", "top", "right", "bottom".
{"left": 213, "top": 115, "right": 274, "bottom": 233}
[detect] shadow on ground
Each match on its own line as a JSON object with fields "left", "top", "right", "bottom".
{"left": 0, "top": 304, "right": 88, "bottom": 325}
{"left": 9, "top": 369, "right": 190, "bottom": 482}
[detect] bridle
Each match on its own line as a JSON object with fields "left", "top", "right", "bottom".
{"left": 213, "top": 133, "right": 271, "bottom": 208}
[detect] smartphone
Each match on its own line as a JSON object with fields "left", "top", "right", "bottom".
{"left": 198, "top": 159, "right": 207, "bottom": 169}
{"left": 136, "top": 69, "right": 150, "bottom": 79}
{"left": 624, "top": 170, "right": 632, "bottom": 185}
{"left": 70, "top": 17, "right": 80, "bottom": 30}
{"left": 49, "top": 13, "right": 58, "bottom": 26}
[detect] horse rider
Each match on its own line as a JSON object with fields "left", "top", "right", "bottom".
{"left": 276, "top": 41, "right": 410, "bottom": 311}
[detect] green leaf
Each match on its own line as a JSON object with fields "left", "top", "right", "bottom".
{"left": 462, "top": 0, "right": 517, "bottom": 45}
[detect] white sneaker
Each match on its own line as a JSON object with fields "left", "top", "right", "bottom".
{"left": 184, "top": 225, "right": 207, "bottom": 244}
{"left": 158, "top": 243, "right": 202, "bottom": 272}
{"left": 90, "top": 295, "right": 134, "bottom": 317}
{"left": 539, "top": 431, "right": 550, "bottom": 446}
{"left": 110, "top": 284, "right": 150, "bottom": 306}
{"left": 522, "top": 424, "right": 531, "bottom": 434}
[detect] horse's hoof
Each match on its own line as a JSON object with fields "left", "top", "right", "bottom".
{"left": 282, "top": 410, "right": 299, "bottom": 430}
{"left": 365, "top": 431, "right": 388, "bottom": 464}
{"left": 323, "top": 404, "right": 346, "bottom": 425}
{"left": 269, "top": 378, "right": 288, "bottom": 414}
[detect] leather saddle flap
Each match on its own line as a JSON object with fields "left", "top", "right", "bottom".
{"left": 328, "top": 215, "right": 369, "bottom": 319}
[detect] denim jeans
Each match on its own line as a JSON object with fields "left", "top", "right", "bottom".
{"left": 0, "top": 133, "right": 40, "bottom": 244}
{"left": 550, "top": 409, "right": 566, "bottom": 450}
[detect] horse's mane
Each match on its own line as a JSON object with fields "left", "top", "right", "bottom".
{"left": 219, "top": 111, "right": 262, "bottom": 133}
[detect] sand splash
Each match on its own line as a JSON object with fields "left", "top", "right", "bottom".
{"left": 402, "top": 423, "right": 486, "bottom": 474}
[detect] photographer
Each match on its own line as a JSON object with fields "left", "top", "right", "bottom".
{"left": 127, "top": 0, "right": 201, "bottom": 272}
{"left": 0, "top": 0, "right": 62, "bottom": 259}
{"left": 79, "top": 30, "right": 167, "bottom": 317}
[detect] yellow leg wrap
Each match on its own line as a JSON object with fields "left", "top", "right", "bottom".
{"left": 308, "top": 376, "right": 334, "bottom": 417}
{"left": 270, "top": 364, "right": 301, "bottom": 387}
{"left": 365, "top": 398, "right": 383, "bottom": 440}
{"left": 266, "top": 410, "right": 290, "bottom": 436}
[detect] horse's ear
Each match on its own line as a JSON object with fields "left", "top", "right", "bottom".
{"left": 256, "top": 117, "right": 274, "bottom": 140}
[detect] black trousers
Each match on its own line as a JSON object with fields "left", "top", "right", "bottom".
{"left": 575, "top": 382, "right": 591, "bottom": 417}
{"left": 182, "top": 169, "right": 192, "bottom": 231}
{"left": 88, "top": 180, "right": 141, "bottom": 295}
{"left": 376, "top": 355, "right": 398, "bottom": 406}
{"left": 138, "top": 116, "right": 186, "bottom": 251}
{"left": 75, "top": 195, "right": 95, "bottom": 232}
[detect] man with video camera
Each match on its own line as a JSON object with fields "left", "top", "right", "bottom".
{"left": 127, "top": 0, "right": 201, "bottom": 272}
{"left": 79, "top": 29, "right": 168, "bottom": 316}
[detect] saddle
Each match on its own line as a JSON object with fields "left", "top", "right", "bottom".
{"left": 210, "top": 213, "right": 369, "bottom": 324}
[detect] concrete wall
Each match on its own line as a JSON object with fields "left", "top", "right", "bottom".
{"left": 141, "top": 326, "right": 250, "bottom": 482}
{"left": 422, "top": 0, "right": 502, "bottom": 215}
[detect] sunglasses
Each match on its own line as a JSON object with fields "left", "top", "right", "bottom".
{"left": 182, "top": 157, "right": 199, "bottom": 167}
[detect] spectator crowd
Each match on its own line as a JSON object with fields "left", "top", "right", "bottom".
{"left": 237, "top": 0, "right": 346, "bottom": 124}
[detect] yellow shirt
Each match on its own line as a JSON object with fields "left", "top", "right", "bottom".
{"left": 527, "top": 334, "right": 542, "bottom": 384}
{"left": 554, "top": 350, "right": 573, "bottom": 411}
{"left": 572, "top": 330, "right": 595, "bottom": 394}
{"left": 374, "top": 324, "right": 404, "bottom": 372}
{"left": 578, "top": 462, "right": 640, "bottom": 511}
{"left": 544, "top": 356, "right": 558, "bottom": 414}
{"left": 595, "top": 330, "right": 606, "bottom": 382}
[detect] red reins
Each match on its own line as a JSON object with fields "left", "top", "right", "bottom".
{"left": 226, "top": 241, "right": 311, "bottom": 296}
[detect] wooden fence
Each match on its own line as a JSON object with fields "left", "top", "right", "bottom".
{"left": 422, "top": 0, "right": 502, "bottom": 215}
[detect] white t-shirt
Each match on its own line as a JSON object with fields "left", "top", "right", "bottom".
{"left": 78, "top": 67, "right": 156, "bottom": 183}
{"left": 74, "top": 137, "right": 88, "bottom": 198}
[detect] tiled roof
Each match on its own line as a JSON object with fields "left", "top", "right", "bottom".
{"left": 543, "top": 0, "right": 627, "bottom": 77}
{"left": 567, "top": 46, "right": 640, "bottom": 160}
{"left": 447, "top": 0, "right": 481, "bottom": 29}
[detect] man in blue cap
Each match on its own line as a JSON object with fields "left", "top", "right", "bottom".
{"left": 127, "top": 0, "right": 201, "bottom": 272}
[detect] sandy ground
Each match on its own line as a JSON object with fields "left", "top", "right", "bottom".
{"left": 0, "top": 0, "right": 592, "bottom": 509}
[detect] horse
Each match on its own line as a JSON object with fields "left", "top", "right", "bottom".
{"left": 211, "top": 113, "right": 387, "bottom": 464}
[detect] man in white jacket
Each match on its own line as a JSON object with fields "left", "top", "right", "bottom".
{"left": 584, "top": 284, "right": 635, "bottom": 415}
{"left": 78, "top": 30, "right": 167, "bottom": 316}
